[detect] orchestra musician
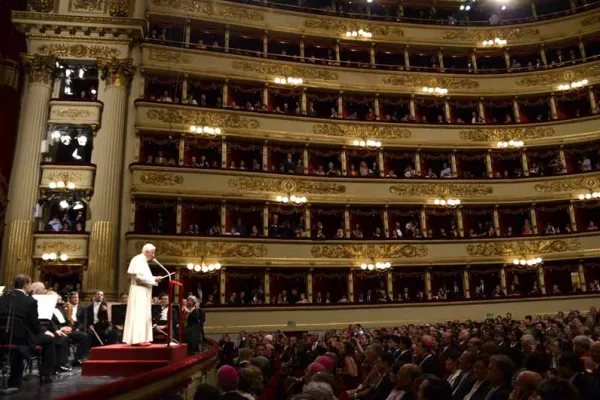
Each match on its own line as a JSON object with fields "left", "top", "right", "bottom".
{"left": 182, "top": 295, "right": 202, "bottom": 355}
{"left": 52, "top": 292, "right": 92, "bottom": 366}
{"left": 85, "top": 290, "right": 110, "bottom": 346}
{"left": 152, "top": 293, "right": 179, "bottom": 341}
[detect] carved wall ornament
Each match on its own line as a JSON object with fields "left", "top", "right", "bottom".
{"left": 581, "top": 12, "right": 600, "bottom": 26}
{"left": 140, "top": 172, "right": 184, "bottom": 186}
{"left": 36, "top": 241, "right": 82, "bottom": 254}
{"left": 382, "top": 75, "right": 479, "bottom": 90}
{"left": 147, "top": 108, "right": 260, "bottom": 129}
{"left": 147, "top": 48, "right": 193, "bottom": 64}
{"left": 228, "top": 177, "right": 346, "bottom": 195}
{"left": 466, "top": 239, "right": 580, "bottom": 257}
{"left": 313, "top": 123, "right": 411, "bottom": 139}
{"left": 46, "top": 172, "right": 86, "bottom": 183}
{"left": 51, "top": 108, "right": 93, "bottom": 119}
{"left": 29, "top": 0, "right": 55, "bottom": 12}
{"left": 21, "top": 54, "right": 56, "bottom": 85}
{"left": 311, "top": 244, "right": 428, "bottom": 259}
{"left": 231, "top": 61, "right": 338, "bottom": 81}
{"left": 134, "top": 240, "right": 267, "bottom": 258}
{"left": 303, "top": 19, "right": 404, "bottom": 37}
{"left": 108, "top": 0, "right": 129, "bottom": 16}
{"left": 389, "top": 183, "right": 493, "bottom": 197}
{"left": 99, "top": 58, "right": 134, "bottom": 87}
{"left": 459, "top": 126, "right": 555, "bottom": 141}
{"left": 534, "top": 176, "right": 600, "bottom": 193}
{"left": 515, "top": 64, "right": 600, "bottom": 87}
{"left": 37, "top": 44, "right": 121, "bottom": 59}
{"left": 150, "top": 0, "right": 264, "bottom": 21}
{"left": 71, "top": 0, "right": 105, "bottom": 12}
{"left": 440, "top": 27, "right": 540, "bottom": 42}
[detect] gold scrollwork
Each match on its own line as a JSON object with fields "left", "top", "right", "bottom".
{"left": 150, "top": 0, "right": 264, "bottom": 21}
{"left": 303, "top": 19, "right": 404, "bottom": 37}
{"left": 147, "top": 48, "right": 193, "bottom": 64}
{"left": 440, "top": 27, "right": 540, "bottom": 42}
{"left": 389, "top": 183, "right": 493, "bottom": 197}
{"left": 228, "top": 177, "right": 346, "bottom": 195}
{"left": 21, "top": 54, "right": 56, "bottom": 85}
{"left": 311, "top": 244, "right": 428, "bottom": 259}
{"left": 382, "top": 75, "right": 479, "bottom": 90}
{"left": 36, "top": 241, "right": 82, "bottom": 254}
{"left": 231, "top": 61, "right": 338, "bottom": 81}
{"left": 140, "top": 172, "right": 184, "bottom": 186}
{"left": 46, "top": 172, "right": 86, "bottom": 183}
{"left": 581, "top": 12, "right": 600, "bottom": 26}
{"left": 108, "top": 0, "right": 129, "bottom": 16}
{"left": 71, "top": 0, "right": 105, "bottom": 12}
{"left": 99, "top": 58, "right": 134, "bottom": 87}
{"left": 534, "top": 176, "right": 600, "bottom": 193}
{"left": 313, "top": 123, "right": 411, "bottom": 139}
{"left": 147, "top": 108, "right": 260, "bottom": 129}
{"left": 459, "top": 127, "right": 555, "bottom": 141}
{"left": 134, "top": 240, "right": 267, "bottom": 258}
{"left": 465, "top": 239, "right": 580, "bottom": 257}
{"left": 37, "top": 44, "right": 121, "bottom": 59}
{"left": 515, "top": 64, "right": 600, "bottom": 86}
{"left": 29, "top": 0, "right": 55, "bottom": 12}
{"left": 51, "top": 108, "right": 93, "bottom": 119}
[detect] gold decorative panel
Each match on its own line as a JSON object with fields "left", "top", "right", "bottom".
{"left": 581, "top": 12, "right": 600, "bottom": 26}
{"left": 303, "top": 19, "right": 404, "bottom": 37}
{"left": 40, "top": 165, "right": 95, "bottom": 191}
{"left": 48, "top": 100, "right": 103, "bottom": 127}
{"left": 33, "top": 234, "right": 89, "bottom": 260}
{"left": 146, "top": 108, "right": 260, "bottom": 129}
{"left": 515, "top": 64, "right": 600, "bottom": 87}
{"left": 440, "top": 27, "right": 540, "bottom": 42}
{"left": 459, "top": 127, "right": 555, "bottom": 141}
{"left": 389, "top": 183, "right": 493, "bottom": 197}
{"left": 150, "top": 0, "right": 264, "bottom": 21}
{"left": 382, "top": 75, "right": 479, "bottom": 90}
{"left": 311, "top": 244, "right": 428, "bottom": 259}
{"left": 148, "top": 48, "right": 193, "bottom": 64}
{"left": 231, "top": 61, "right": 338, "bottom": 81}
{"left": 228, "top": 177, "right": 346, "bottom": 195}
{"left": 534, "top": 176, "right": 600, "bottom": 193}
{"left": 37, "top": 44, "right": 120, "bottom": 59}
{"left": 134, "top": 240, "right": 267, "bottom": 258}
{"left": 140, "top": 172, "right": 184, "bottom": 186}
{"left": 70, "top": 0, "right": 106, "bottom": 12}
{"left": 466, "top": 239, "right": 580, "bottom": 256}
{"left": 313, "top": 123, "right": 411, "bottom": 139}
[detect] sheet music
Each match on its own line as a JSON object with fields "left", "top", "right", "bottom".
{"left": 0, "top": 286, "right": 5, "bottom": 296}
{"left": 33, "top": 294, "right": 59, "bottom": 320}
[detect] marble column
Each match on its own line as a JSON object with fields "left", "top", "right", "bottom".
{"left": 1, "top": 54, "right": 55, "bottom": 283}
{"left": 85, "top": 58, "right": 134, "bottom": 299}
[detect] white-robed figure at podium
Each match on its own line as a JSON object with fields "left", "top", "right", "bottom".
{"left": 123, "top": 243, "right": 161, "bottom": 346}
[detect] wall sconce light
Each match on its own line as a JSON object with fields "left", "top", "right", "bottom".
{"left": 187, "top": 262, "right": 222, "bottom": 273}
{"left": 360, "top": 261, "right": 391, "bottom": 271}
{"left": 352, "top": 139, "right": 381, "bottom": 148}
{"left": 276, "top": 195, "right": 307, "bottom": 204}
{"left": 558, "top": 79, "right": 588, "bottom": 91}
{"left": 496, "top": 140, "right": 524, "bottom": 149}
{"left": 49, "top": 180, "right": 75, "bottom": 190}
{"left": 189, "top": 126, "right": 222, "bottom": 135}
{"left": 345, "top": 29, "right": 372, "bottom": 39}
{"left": 42, "top": 252, "right": 69, "bottom": 262}
{"left": 577, "top": 191, "right": 600, "bottom": 200}
{"left": 422, "top": 87, "right": 448, "bottom": 96}
{"left": 274, "top": 77, "right": 303, "bottom": 86}
{"left": 434, "top": 198, "right": 461, "bottom": 207}
{"left": 512, "top": 257, "right": 542, "bottom": 267}
{"left": 482, "top": 38, "right": 507, "bottom": 47}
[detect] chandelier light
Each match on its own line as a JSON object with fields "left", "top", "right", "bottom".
{"left": 496, "top": 140, "right": 524, "bottom": 149}
{"left": 422, "top": 87, "right": 448, "bottom": 96}
{"left": 274, "top": 77, "right": 303, "bottom": 86}
{"left": 276, "top": 194, "right": 307, "bottom": 205}
{"left": 352, "top": 139, "right": 381, "bottom": 148}
{"left": 577, "top": 191, "right": 600, "bottom": 200}
{"left": 512, "top": 257, "right": 543, "bottom": 267}
{"left": 189, "top": 125, "right": 222, "bottom": 136}
{"left": 558, "top": 79, "right": 588, "bottom": 91}
{"left": 360, "top": 261, "right": 392, "bottom": 271}
{"left": 187, "top": 262, "right": 222, "bottom": 274}
{"left": 345, "top": 29, "right": 372, "bottom": 39}
{"left": 434, "top": 198, "right": 461, "bottom": 207}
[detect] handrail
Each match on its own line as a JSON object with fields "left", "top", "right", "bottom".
{"left": 168, "top": 280, "right": 184, "bottom": 345}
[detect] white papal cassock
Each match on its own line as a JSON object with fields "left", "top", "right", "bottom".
{"left": 123, "top": 253, "right": 158, "bottom": 344}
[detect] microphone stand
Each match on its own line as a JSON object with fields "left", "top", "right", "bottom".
{"left": 152, "top": 258, "right": 172, "bottom": 282}
{"left": 152, "top": 258, "right": 178, "bottom": 346}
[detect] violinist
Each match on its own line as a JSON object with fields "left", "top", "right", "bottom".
{"left": 183, "top": 295, "right": 201, "bottom": 355}
{"left": 152, "top": 293, "right": 179, "bottom": 340}
{"left": 86, "top": 291, "right": 110, "bottom": 346}
{"left": 52, "top": 292, "right": 91, "bottom": 366}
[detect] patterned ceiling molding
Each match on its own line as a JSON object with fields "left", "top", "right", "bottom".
{"left": 134, "top": 240, "right": 267, "bottom": 258}
{"left": 228, "top": 177, "right": 346, "bottom": 195}
{"left": 440, "top": 27, "right": 540, "bottom": 42}
{"left": 534, "top": 176, "right": 600, "bottom": 193}
{"left": 37, "top": 44, "right": 121, "bottom": 59}
{"left": 146, "top": 108, "right": 260, "bottom": 129}
{"left": 389, "top": 183, "right": 493, "bottom": 197}
{"left": 231, "top": 61, "right": 338, "bottom": 81}
{"left": 459, "top": 126, "right": 555, "bottom": 141}
{"left": 515, "top": 63, "right": 600, "bottom": 87}
{"left": 36, "top": 241, "right": 82, "bottom": 253}
{"left": 313, "top": 123, "right": 411, "bottom": 139}
{"left": 303, "top": 19, "right": 404, "bottom": 37}
{"left": 140, "top": 172, "right": 184, "bottom": 186}
{"left": 466, "top": 239, "right": 580, "bottom": 257}
{"left": 311, "top": 244, "right": 428, "bottom": 259}
{"left": 382, "top": 75, "right": 479, "bottom": 90}
{"left": 51, "top": 108, "right": 93, "bottom": 118}
{"left": 147, "top": 48, "right": 192, "bottom": 64}
{"left": 150, "top": 0, "right": 264, "bottom": 21}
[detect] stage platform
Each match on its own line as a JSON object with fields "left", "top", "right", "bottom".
{"left": 82, "top": 343, "right": 188, "bottom": 377}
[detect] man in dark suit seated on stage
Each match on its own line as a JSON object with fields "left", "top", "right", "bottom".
{"left": 152, "top": 293, "right": 179, "bottom": 341}
{"left": 53, "top": 291, "right": 92, "bottom": 366}
{"left": 85, "top": 290, "right": 110, "bottom": 346}
{"left": 0, "top": 275, "right": 58, "bottom": 388}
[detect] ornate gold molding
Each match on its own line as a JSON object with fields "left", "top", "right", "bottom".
{"left": 580, "top": 11, "right": 600, "bottom": 26}
{"left": 440, "top": 27, "right": 540, "bottom": 42}
{"left": 303, "top": 19, "right": 403, "bottom": 37}
{"left": 466, "top": 239, "right": 580, "bottom": 257}
{"left": 382, "top": 75, "right": 479, "bottom": 90}
{"left": 51, "top": 108, "right": 93, "bottom": 118}
{"left": 99, "top": 57, "right": 134, "bottom": 87}
{"left": 534, "top": 176, "right": 600, "bottom": 193}
{"left": 311, "top": 244, "right": 428, "bottom": 259}
{"left": 29, "top": 0, "right": 55, "bottom": 12}
{"left": 134, "top": 240, "right": 267, "bottom": 258}
{"left": 232, "top": 61, "right": 338, "bottom": 81}
{"left": 36, "top": 241, "right": 82, "bottom": 253}
{"left": 389, "top": 183, "right": 493, "bottom": 197}
{"left": 37, "top": 44, "right": 121, "bottom": 59}
{"left": 150, "top": 0, "right": 264, "bottom": 21}
{"left": 313, "top": 123, "right": 411, "bottom": 139}
{"left": 515, "top": 64, "right": 600, "bottom": 87}
{"left": 228, "top": 177, "right": 346, "bottom": 195}
{"left": 21, "top": 54, "right": 55, "bottom": 85}
{"left": 46, "top": 171, "right": 86, "bottom": 182}
{"left": 71, "top": 0, "right": 105, "bottom": 12}
{"left": 148, "top": 48, "right": 192, "bottom": 64}
{"left": 108, "top": 0, "right": 129, "bottom": 17}
{"left": 147, "top": 108, "right": 260, "bottom": 129}
{"left": 459, "top": 127, "right": 555, "bottom": 141}
{"left": 140, "top": 172, "right": 184, "bottom": 186}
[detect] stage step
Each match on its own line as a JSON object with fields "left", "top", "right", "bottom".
{"left": 82, "top": 360, "right": 169, "bottom": 377}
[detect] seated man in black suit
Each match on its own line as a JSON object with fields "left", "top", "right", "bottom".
{"left": 152, "top": 293, "right": 179, "bottom": 341}
{"left": 0, "top": 275, "right": 58, "bottom": 387}
{"left": 85, "top": 290, "right": 110, "bottom": 346}
{"left": 417, "top": 338, "right": 440, "bottom": 377}
{"left": 53, "top": 291, "right": 92, "bottom": 366}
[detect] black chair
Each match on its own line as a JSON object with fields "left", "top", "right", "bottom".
{"left": 0, "top": 316, "right": 41, "bottom": 386}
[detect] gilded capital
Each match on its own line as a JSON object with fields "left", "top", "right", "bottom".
{"left": 28, "top": 0, "right": 55, "bottom": 13}
{"left": 21, "top": 54, "right": 56, "bottom": 85}
{"left": 99, "top": 58, "right": 134, "bottom": 87}
{"left": 108, "top": 0, "right": 130, "bottom": 17}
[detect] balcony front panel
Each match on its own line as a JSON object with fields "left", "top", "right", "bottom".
{"left": 33, "top": 233, "right": 89, "bottom": 261}
{"left": 126, "top": 232, "right": 598, "bottom": 267}
{"left": 40, "top": 164, "right": 96, "bottom": 192}
{"left": 136, "top": 102, "right": 600, "bottom": 148}
{"left": 142, "top": 45, "right": 600, "bottom": 97}
{"left": 146, "top": 0, "right": 600, "bottom": 47}
{"left": 48, "top": 100, "right": 103, "bottom": 128}
{"left": 130, "top": 165, "right": 600, "bottom": 204}
{"left": 203, "top": 294, "right": 599, "bottom": 333}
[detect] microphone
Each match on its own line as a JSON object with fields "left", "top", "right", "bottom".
{"left": 152, "top": 258, "right": 172, "bottom": 282}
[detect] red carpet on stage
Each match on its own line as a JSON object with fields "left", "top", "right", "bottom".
{"left": 82, "top": 344, "right": 189, "bottom": 377}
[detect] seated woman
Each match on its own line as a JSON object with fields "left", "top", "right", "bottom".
{"left": 522, "top": 219, "right": 533, "bottom": 236}
{"left": 359, "top": 161, "right": 370, "bottom": 177}
{"left": 334, "top": 228, "right": 345, "bottom": 239}
{"left": 352, "top": 224, "right": 364, "bottom": 239}
{"left": 314, "top": 165, "right": 326, "bottom": 175}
